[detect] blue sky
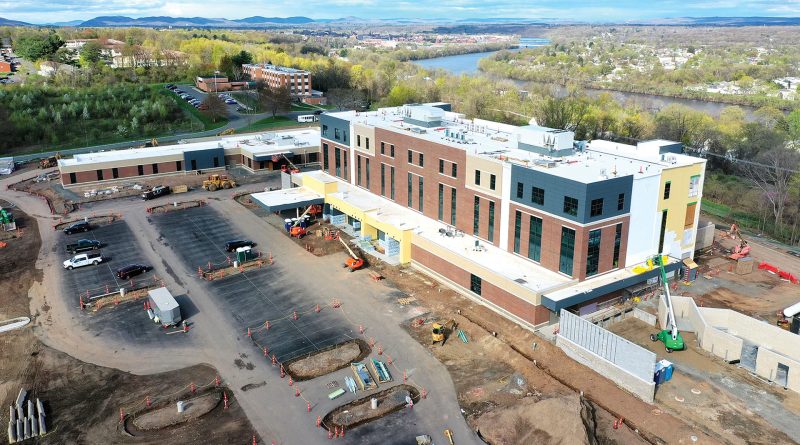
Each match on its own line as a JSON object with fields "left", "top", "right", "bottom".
{"left": 3, "top": 0, "right": 800, "bottom": 24}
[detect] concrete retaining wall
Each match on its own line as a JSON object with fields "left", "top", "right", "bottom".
{"left": 659, "top": 295, "right": 742, "bottom": 362}
{"left": 557, "top": 335, "right": 655, "bottom": 403}
{"left": 632, "top": 308, "right": 657, "bottom": 326}
{"left": 557, "top": 309, "right": 656, "bottom": 403}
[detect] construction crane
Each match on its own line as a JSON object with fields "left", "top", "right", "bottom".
{"left": 649, "top": 255, "right": 685, "bottom": 353}
{"left": 280, "top": 154, "right": 301, "bottom": 174}
{"left": 288, "top": 205, "right": 317, "bottom": 238}
{"left": 338, "top": 237, "right": 364, "bottom": 272}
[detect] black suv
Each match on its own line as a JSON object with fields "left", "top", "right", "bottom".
{"left": 225, "top": 239, "right": 255, "bottom": 252}
{"left": 142, "top": 185, "right": 170, "bottom": 200}
{"left": 116, "top": 264, "right": 150, "bottom": 280}
{"left": 63, "top": 221, "right": 91, "bottom": 234}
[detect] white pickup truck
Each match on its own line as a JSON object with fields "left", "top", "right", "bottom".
{"left": 63, "top": 252, "right": 103, "bottom": 270}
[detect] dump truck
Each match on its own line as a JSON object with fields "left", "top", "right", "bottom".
{"left": 202, "top": 174, "right": 237, "bottom": 191}
{"left": 147, "top": 287, "right": 181, "bottom": 327}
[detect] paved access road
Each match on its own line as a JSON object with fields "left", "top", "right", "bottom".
{"left": 2, "top": 167, "right": 482, "bottom": 445}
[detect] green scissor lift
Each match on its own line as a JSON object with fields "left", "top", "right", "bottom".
{"left": 649, "top": 255, "right": 685, "bottom": 353}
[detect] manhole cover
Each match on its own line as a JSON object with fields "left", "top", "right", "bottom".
{"left": 675, "top": 396, "right": 685, "bottom": 402}
{"left": 690, "top": 435, "right": 698, "bottom": 442}
{"left": 691, "top": 388, "right": 701, "bottom": 395}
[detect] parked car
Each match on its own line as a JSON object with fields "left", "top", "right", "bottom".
{"left": 63, "top": 221, "right": 91, "bottom": 234}
{"left": 313, "top": 110, "right": 324, "bottom": 115}
{"left": 116, "top": 264, "right": 150, "bottom": 279}
{"left": 225, "top": 239, "right": 256, "bottom": 252}
{"left": 63, "top": 252, "right": 103, "bottom": 270}
{"left": 142, "top": 185, "right": 170, "bottom": 200}
{"left": 66, "top": 239, "right": 101, "bottom": 254}
{"left": 225, "top": 99, "right": 237, "bottom": 104}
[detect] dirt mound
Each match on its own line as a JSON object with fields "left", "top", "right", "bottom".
{"left": 323, "top": 384, "right": 420, "bottom": 431}
{"left": 132, "top": 392, "right": 220, "bottom": 430}
{"left": 476, "top": 394, "right": 590, "bottom": 445}
{"left": 284, "top": 338, "right": 370, "bottom": 381}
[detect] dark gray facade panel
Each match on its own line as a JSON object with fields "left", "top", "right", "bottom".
{"left": 542, "top": 261, "right": 681, "bottom": 312}
{"left": 183, "top": 147, "right": 225, "bottom": 171}
{"left": 509, "top": 164, "right": 632, "bottom": 223}
{"left": 320, "top": 114, "right": 350, "bottom": 145}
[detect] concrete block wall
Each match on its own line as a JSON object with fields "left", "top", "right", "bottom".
{"left": 756, "top": 348, "right": 800, "bottom": 392}
{"left": 556, "top": 335, "right": 655, "bottom": 403}
{"left": 659, "top": 296, "right": 742, "bottom": 362}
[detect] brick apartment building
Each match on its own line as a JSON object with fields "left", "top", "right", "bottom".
{"left": 252, "top": 104, "right": 706, "bottom": 327}
{"left": 242, "top": 63, "right": 312, "bottom": 97}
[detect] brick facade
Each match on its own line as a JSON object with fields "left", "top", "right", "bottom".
{"left": 412, "top": 244, "right": 550, "bottom": 326}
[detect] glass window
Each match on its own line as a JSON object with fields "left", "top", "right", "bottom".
{"left": 586, "top": 229, "right": 601, "bottom": 277}
{"left": 490, "top": 174, "right": 496, "bottom": 191}
{"left": 473, "top": 196, "right": 480, "bottom": 236}
{"left": 381, "top": 141, "right": 385, "bottom": 155}
{"left": 590, "top": 198, "right": 603, "bottom": 217}
{"left": 112, "top": 168, "right": 119, "bottom": 179}
{"left": 663, "top": 181, "right": 671, "bottom": 199}
{"left": 470, "top": 274, "right": 482, "bottom": 295}
{"left": 451, "top": 163, "right": 457, "bottom": 178}
{"left": 96, "top": 169, "right": 104, "bottom": 181}
{"left": 513, "top": 211, "right": 522, "bottom": 254}
{"left": 335, "top": 148, "right": 341, "bottom": 177}
{"left": 152, "top": 163, "right": 158, "bottom": 174}
{"left": 488, "top": 201, "right": 495, "bottom": 243}
{"left": 365, "top": 138, "right": 370, "bottom": 150}
{"left": 532, "top": 186, "right": 544, "bottom": 205}
{"left": 357, "top": 155, "right": 362, "bottom": 186}
{"left": 408, "top": 173, "right": 413, "bottom": 207}
{"left": 474, "top": 170, "right": 481, "bottom": 186}
{"left": 390, "top": 166, "right": 395, "bottom": 200}
{"left": 617, "top": 193, "right": 625, "bottom": 211}
{"left": 390, "top": 144, "right": 395, "bottom": 157}
{"left": 689, "top": 175, "right": 700, "bottom": 197}
{"left": 176, "top": 161, "right": 182, "bottom": 171}
{"left": 563, "top": 196, "right": 578, "bottom": 216}
{"left": 419, "top": 153, "right": 424, "bottom": 167}
{"left": 439, "top": 159, "right": 444, "bottom": 174}
{"left": 357, "top": 135, "right": 361, "bottom": 147}
{"left": 334, "top": 128, "right": 340, "bottom": 140}
{"left": 450, "top": 188, "right": 457, "bottom": 226}
{"left": 418, "top": 176, "right": 424, "bottom": 212}
{"left": 613, "top": 223, "right": 622, "bottom": 268}
{"left": 408, "top": 150, "right": 413, "bottom": 163}
{"left": 438, "top": 184, "right": 444, "bottom": 221}
{"left": 138, "top": 165, "right": 144, "bottom": 176}
{"left": 559, "top": 227, "right": 575, "bottom": 276}
{"left": 323, "top": 143, "right": 329, "bottom": 171}
{"left": 516, "top": 182, "right": 523, "bottom": 199}
{"left": 529, "top": 216, "right": 542, "bottom": 262}
{"left": 658, "top": 210, "right": 668, "bottom": 253}
{"left": 366, "top": 158, "right": 370, "bottom": 188}
{"left": 322, "top": 124, "right": 328, "bottom": 135}
{"left": 381, "top": 163, "right": 386, "bottom": 196}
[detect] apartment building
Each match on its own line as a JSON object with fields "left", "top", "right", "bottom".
{"left": 242, "top": 63, "right": 312, "bottom": 97}
{"left": 251, "top": 103, "right": 706, "bottom": 327}
{"left": 57, "top": 130, "right": 320, "bottom": 187}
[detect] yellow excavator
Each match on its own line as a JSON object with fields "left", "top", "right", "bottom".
{"left": 432, "top": 319, "right": 457, "bottom": 345}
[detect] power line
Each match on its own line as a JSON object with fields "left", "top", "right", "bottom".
{"left": 688, "top": 150, "right": 800, "bottom": 174}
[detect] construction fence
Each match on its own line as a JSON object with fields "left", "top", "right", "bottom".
{"left": 557, "top": 309, "right": 656, "bottom": 403}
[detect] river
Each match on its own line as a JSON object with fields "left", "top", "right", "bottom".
{"left": 413, "top": 39, "right": 761, "bottom": 120}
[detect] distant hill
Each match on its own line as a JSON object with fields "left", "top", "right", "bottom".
{"left": 78, "top": 15, "right": 315, "bottom": 27}
{"left": 0, "top": 17, "right": 31, "bottom": 26}
{"left": 626, "top": 16, "right": 800, "bottom": 26}
{"left": 44, "top": 20, "right": 84, "bottom": 27}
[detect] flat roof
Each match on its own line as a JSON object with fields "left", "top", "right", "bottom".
{"left": 148, "top": 287, "right": 178, "bottom": 311}
{"left": 322, "top": 175, "right": 573, "bottom": 296}
{"left": 244, "top": 63, "right": 309, "bottom": 74}
{"left": 58, "top": 130, "right": 319, "bottom": 167}
{"left": 250, "top": 187, "right": 324, "bottom": 213}
{"left": 330, "top": 106, "right": 704, "bottom": 184}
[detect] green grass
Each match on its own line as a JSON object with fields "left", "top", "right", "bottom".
{"left": 701, "top": 199, "right": 762, "bottom": 231}
{"left": 237, "top": 116, "right": 313, "bottom": 133}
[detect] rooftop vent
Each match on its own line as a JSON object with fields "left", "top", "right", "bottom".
{"left": 410, "top": 127, "right": 427, "bottom": 134}
{"left": 514, "top": 278, "right": 528, "bottom": 285}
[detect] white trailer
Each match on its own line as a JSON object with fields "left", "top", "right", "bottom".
{"left": 147, "top": 287, "right": 181, "bottom": 326}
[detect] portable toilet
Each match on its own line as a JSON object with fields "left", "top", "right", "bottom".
{"left": 147, "top": 287, "right": 181, "bottom": 326}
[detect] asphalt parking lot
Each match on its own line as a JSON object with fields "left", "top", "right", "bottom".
{"left": 151, "top": 206, "right": 356, "bottom": 361}
{"left": 58, "top": 220, "right": 193, "bottom": 346}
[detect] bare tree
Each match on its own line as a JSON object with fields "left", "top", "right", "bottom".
{"left": 201, "top": 94, "right": 228, "bottom": 123}
{"left": 327, "top": 88, "right": 367, "bottom": 111}
{"left": 740, "top": 148, "right": 800, "bottom": 233}
{"left": 257, "top": 84, "right": 291, "bottom": 117}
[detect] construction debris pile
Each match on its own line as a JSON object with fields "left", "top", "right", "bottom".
{"left": 7, "top": 388, "right": 46, "bottom": 443}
